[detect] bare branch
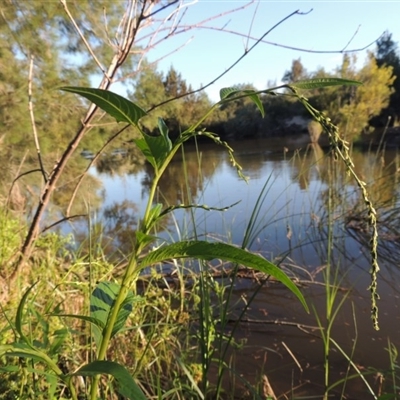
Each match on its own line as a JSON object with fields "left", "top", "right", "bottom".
{"left": 143, "top": 0, "right": 180, "bottom": 20}
{"left": 148, "top": 9, "right": 308, "bottom": 112}
{"left": 136, "top": 1, "right": 256, "bottom": 48}
{"left": 41, "top": 214, "right": 87, "bottom": 233}
{"left": 182, "top": 24, "right": 383, "bottom": 55}
{"left": 28, "top": 55, "right": 47, "bottom": 183}
{"left": 65, "top": 123, "right": 131, "bottom": 217}
{"left": 60, "top": 0, "right": 109, "bottom": 80}
{"left": 245, "top": 0, "right": 260, "bottom": 52}
{"left": 342, "top": 24, "right": 362, "bottom": 52}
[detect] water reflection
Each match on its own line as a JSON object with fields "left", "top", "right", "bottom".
{"left": 141, "top": 144, "right": 222, "bottom": 206}
{"left": 77, "top": 138, "right": 400, "bottom": 280}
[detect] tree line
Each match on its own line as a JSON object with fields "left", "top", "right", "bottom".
{"left": 0, "top": 0, "right": 398, "bottom": 154}
{"left": 130, "top": 32, "right": 400, "bottom": 143}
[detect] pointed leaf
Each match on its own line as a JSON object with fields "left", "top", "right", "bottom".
{"left": 72, "top": 360, "right": 146, "bottom": 400}
{"left": 0, "top": 344, "right": 62, "bottom": 375}
{"left": 290, "top": 78, "right": 362, "bottom": 90}
{"left": 60, "top": 87, "right": 146, "bottom": 125}
{"left": 135, "top": 132, "right": 172, "bottom": 171}
{"left": 134, "top": 137, "right": 155, "bottom": 169}
{"left": 140, "top": 241, "right": 308, "bottom": 311}
{"left": 242, "top": 89, "right": 265, "bottom": 117}
{"left": 16, "top": 281, "right": 38, "bottom": 346}
{"left": 219, "top": 87, "right": 241, "bottom": 100}
{"left": 158, "top": 118, "right": 172, "bottom": 151}
{"left": 135, "top": 231, "right": 158, "bottom": 248}
{"left": 55, "top": 314, "right": 105, "bottom": 329}
{"left": 219, "top": 87, "right": 264, "bottom": 117}
{"left": 90, "top": 282, "right": 137, "bottom": 346}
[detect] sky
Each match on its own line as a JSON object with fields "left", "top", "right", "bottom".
{"left": 133, "top": 0, "right": 400, "bottom": 101}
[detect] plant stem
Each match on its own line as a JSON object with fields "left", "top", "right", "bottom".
{"left": 89, "top": 256, "right": 140, "bottom": 400}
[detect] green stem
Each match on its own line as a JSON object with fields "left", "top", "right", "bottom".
{"left": 89, "top": 145, "right": 166, "bottom": 399}
{"left": 89, "top": 256, "right": 140, "bottom": 400}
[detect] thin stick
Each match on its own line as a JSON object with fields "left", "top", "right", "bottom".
{"left": 60, "top": 0, "right": 109, "bottom": 80}
{"left": 147, "top": 9, "right": 311, "bottom": 112}
{"left": 28, "top": 55, "right": 47, "bottom": 183}
{"left": 282, "top": 341, "right": 303, "bottom": 373}
{"left": 342, "top": 24, "right": 361, "bottom": 52}
{"left": 245, "top": 0, "right": 260, "bottom": 52}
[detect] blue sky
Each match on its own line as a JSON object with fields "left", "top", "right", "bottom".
{"left": 136, "top": 1, "right": 400, "bottom": 101}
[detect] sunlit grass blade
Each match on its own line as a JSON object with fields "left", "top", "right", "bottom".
{"left": 15, "top": 281, "right": 38, "bottom": 346}
{"left": 0, "top": 343, "right": 62, "bottom": 376}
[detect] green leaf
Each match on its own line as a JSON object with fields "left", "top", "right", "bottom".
{"left": 56, "top": 314, "right": 105, "bottom": 329}
{"left": 242, "top": 89, "right": 265, "bottom": 117}
{"left": 0, "top": 344, "right": 62, "bottom": 375}
{"left": 140, "top": 241, "right": 308, "bottom": 311}
{"left": 90, "top": 282, "right": 137, "bottom": 347}
{"left": 135, "top": 131, "right": 172, "bottom": 171}
{"left": 143, "top": 203, "right": 164, "bottom": 232}
{"left": 219, "top": 87, "right": 241, "bottom": 100}
{"left": 289, "top": 78, "right": 362, "bottom": 89}
{"left": 158, "top": 118, "right": 172, "bottom": 149}
{"left": 135, "top": 231, "right": 157, "bottom": 248}
{"left": 60, "top": 87, "right": 146, "bottom": 125}
{"left": 72, "top": 360, "right": 146, "bottom": 400}
{"left": 219, "top": 87, "right": 264, "bottom": 117}
{"left": 134, "top": 137, "right": 154, "bottom": 168}
{"left": 15, "top": 281, "right": 38, "bottom": 346}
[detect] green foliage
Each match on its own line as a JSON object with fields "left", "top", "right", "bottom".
{"left": 42, "top": 84, "right": 311, "bottom": 399}
{"left": 291, "top": 77, "right": 362, "bottom": 89}
{"left": 89, "top": 282, "right": 137, "bottom": 347}
{"left": 0, "top": 1, "right": 130, "bottom": 152}
{"left": 211, "top": 84, "right": 264, "bottom": 138}
{"left": 309, "top": 54, "right": 394, "bottom": 140}
{"left": 374, "top": 31, "right": 400, "bottom": 125}
{"left": 130, "top": 64, "right": 212, "bottom": 135}
{"left": 0, "top": 5, "right": 388, "bottom": 392}
{"left": 0, "top": 210, "right": 24, "bottom": 267}
{"left": 282, "top": 57, "right": 308, "bottom": 83}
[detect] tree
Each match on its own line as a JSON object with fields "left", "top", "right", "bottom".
{"left": 373, "top": 31, "right": 400, "bottom": 125}
{"left": 210, "top": 83, "right": 262, "bottom": 138}
{"left": 282, "top": 58, "right": 307, "bottom": 83}
{"left": 163, "top": 66, "right": 188, "bottom": 98}
{"left": 0, "top": 1, "right": 131, "bottom": 152}
{"left": 131, "top": 64, "right": 211, "bottom": 135}
{"left": 310, "top": 53, "right": 394, "bottom": 140}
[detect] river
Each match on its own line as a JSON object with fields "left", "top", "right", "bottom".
{"left": 66, "top": 135, "right": 400, "bottom": 398}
